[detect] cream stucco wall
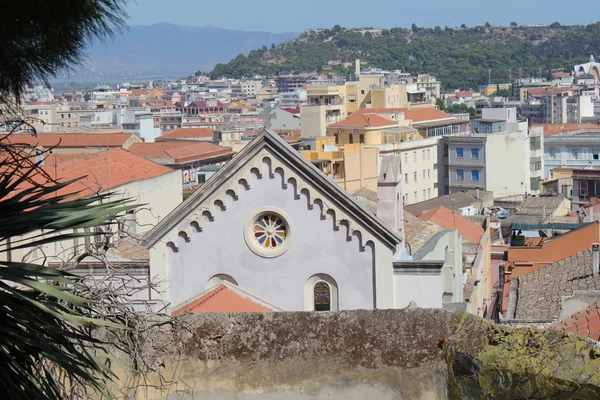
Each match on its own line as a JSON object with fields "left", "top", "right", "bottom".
{"left": 415, "top": 230, "right": 464, "bottom": 303}
{"left": 397, "top": 138, "right": 441, "bottom": 205}
{"left": 485, "top": 130, "right": 529, "bottom": 197}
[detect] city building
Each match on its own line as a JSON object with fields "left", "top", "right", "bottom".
{"left": 300, "top": 137, "right": 379, "bottom": 192}
{"left": 141, "top": 130, "right": 444, "bottom": 313}
{"left": 574, "top": 55, "right": 600, "bottom": 81}
{"left": 416, "top": 74, "right": 441, "bottom": 98}
{"left": 543, "top": 124, "right": 600, "bottom": 179}
{"left": 571, "top": 168, "right": 600, "bottom": 211}
{"left": 439, "top": 108, "right": 543, "bottom": 196}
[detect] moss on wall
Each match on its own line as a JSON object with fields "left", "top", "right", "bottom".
{"left": 447, "top": 312, "right": 600, "bottom": 399}
{"left": 108, "top": 310, "right": 600, "bottom": 399}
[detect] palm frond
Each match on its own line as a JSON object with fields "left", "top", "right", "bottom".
{"left": 0, "top": 147, "right": 135, "bottom": 399}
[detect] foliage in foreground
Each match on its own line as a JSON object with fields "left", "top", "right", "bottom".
{"left": 0, "top": 143, "right": 135, "bottom": 399}
{"left": 0, "top": 0, "right": 127, "bottom": 95}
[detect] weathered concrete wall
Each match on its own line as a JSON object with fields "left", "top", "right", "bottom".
{"left": 109, "top": 309, "right": 600, "bottom": 399}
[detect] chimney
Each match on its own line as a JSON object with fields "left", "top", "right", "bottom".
{"left": 476, "top": 187, "right": 480, "bottom": 200}
{"left": 355, "top": 59, "right": 361, "bottom": 76}
{"left": 593, "top": 244, "right": 600, "bottom": 275}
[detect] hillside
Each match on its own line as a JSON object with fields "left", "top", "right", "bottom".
{"left": 210, "top": 22, "right": 600, "bottom": 89}
{"left": 83, "top": 23, "right": 297, "bottom": 75}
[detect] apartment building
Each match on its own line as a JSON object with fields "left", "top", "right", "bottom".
{"left": 300, "top": 64, "right": 421, "bottom": 138}
{"left": 416, "top": 74, "right": 441, "bottom": 99}
{"left": 300, "top": 137, "right": 379, "bottom": 192}
{"left": 571, "top": 169, "right": 600, "bottom": 210}
{"left": 439, "top": 108, "right": 542, "bottom": 196}
{"left": 394, "top": 138, "right": 441, "bottom": 204}
{"left": 543, "top": 125, "right": 600, "bottom": 179}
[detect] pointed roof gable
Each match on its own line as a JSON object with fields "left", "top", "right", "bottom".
{"left": 171, "top": 282, "right": 284, "bottom": 315}
{"left": 141, "top": 130, "right": 401, "bottom": 250}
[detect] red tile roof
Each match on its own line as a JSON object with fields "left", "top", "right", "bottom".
{"left": 553, "top": 72, "right": 571, "bottom": 78}
{"left": 36, "top": 148, "right": 173, "bottom": 199}
{"left": 525, "top": 87, "right": 572, "bottom": 97}
{"left": 156, "top": 128, "right": 214, "bottom": 140}
{"left": 353, "top": 107, "right": 454, "bottom": 123}
{"left": 456, "top": 91, "right": 476, "bottom": 97}
{"left": 418, "top": 206, "right": 484, "bottom": 244}
{"left": 401, "top": 108, "right": 454, "bottom": 123}
{"left": 128, "top": 141, "right": 232, "bottom": 164}
{"left": 171, "top": 284, "right": 274, "bottom": 315}
{"left": 552, "top": 301, "right": 600, "bottom": 341}
{"left": 4, "top": 132, "right": 135, "bottom": 148}
{"left": 534, "top": 123, "right": 600, "bottom": 136}
{"left": 329, "top": 112, "right": 398, "bottom": 128}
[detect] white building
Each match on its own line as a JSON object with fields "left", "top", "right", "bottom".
{"left": 141, "top": 130, "right": 443, "bottom": 313}
{"left": 11, "top": 149, "right": 182, "bottom": 266}
{"left": 373, "top": 137, "right": 441, "bottom": 204}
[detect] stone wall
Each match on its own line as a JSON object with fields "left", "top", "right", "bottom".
{"left": 109, "top": 309, "right": 600, "bottom": 399}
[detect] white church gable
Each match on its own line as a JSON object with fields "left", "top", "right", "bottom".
{"left": 143, "top": 130, "right": 400, "bottom": 312}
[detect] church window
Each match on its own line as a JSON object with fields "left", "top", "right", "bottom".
{"left": 253, "top": 214, "right": 287, "bottom": 249}
{"left": 314, "top": 282, "right": 331, "bottom": 311}
{"left": 244, "top": 207, "right": 294, "bottom": 258}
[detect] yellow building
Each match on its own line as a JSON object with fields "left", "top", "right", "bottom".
{"left": 326, "top": 112, "right": 403, "bottom": 145}
{"left": 300, "top": 137, "right": 379, "bottom": 192}
{"left": 300, "top": 73, "right": 418, "bottom": 139}
{"left": 479, "top": 83, "right": 512, "bottom": 96}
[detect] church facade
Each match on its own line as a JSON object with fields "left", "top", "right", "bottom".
{"left": 142, "top": 130, "right": 442, "bottom": 313}
{"left": 574, "top": 55, "right": 600, "bottom": 81}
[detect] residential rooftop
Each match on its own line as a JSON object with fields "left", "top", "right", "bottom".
{"left": 515, "top": 249, "right": 600, "bottom": 320}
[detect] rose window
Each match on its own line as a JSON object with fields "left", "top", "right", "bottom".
{"left": 253, "top": 214, "right": 287, "bottom": 248}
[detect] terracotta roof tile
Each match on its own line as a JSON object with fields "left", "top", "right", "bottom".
{"left": 418, "top": 206, "right": 484, "bottom": 244}
{"left": 156, "top": 127, "right": 214, "bottom": 140}
{"left": 353, "top": 107, "right": 454, "bottom": 123}
{"left": 516, "top": 250, "right": 600, "bottom": 320}
{"left": 329, "top": 112, "right": 398, "bottom": 128}
{"left": 401, "top": 108, "right": 454, "bottom": 123}
{"left": 5, "top": 132, "right": 135, "bottom": 148}
{"left": 553, "top": 301, "right": 600, "bottom": 341}
{"left": 128, "top": 141, "right": 232, "bottom": 164}
{"left": 33, "top": 148, "right": 174, "bottom": 199}
{"left": 171, "top": 284, "right": 274, "bottom": 315}
{"left": 533, "top": 123, "right": 600, "bottom": 136}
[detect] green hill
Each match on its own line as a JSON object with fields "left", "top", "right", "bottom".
{"left": 209, "top": 22, "right": 600, "bottom": 89}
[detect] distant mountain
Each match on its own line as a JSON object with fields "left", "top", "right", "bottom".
{"left": 210, "top": 22, "right": 600, "bottom": 89}
{"left": 82, "top": 23, "right": 297, "bottom": 75}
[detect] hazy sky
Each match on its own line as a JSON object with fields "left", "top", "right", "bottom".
{"left": 126, "top": 0, "right": 600, "bottom": 33}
